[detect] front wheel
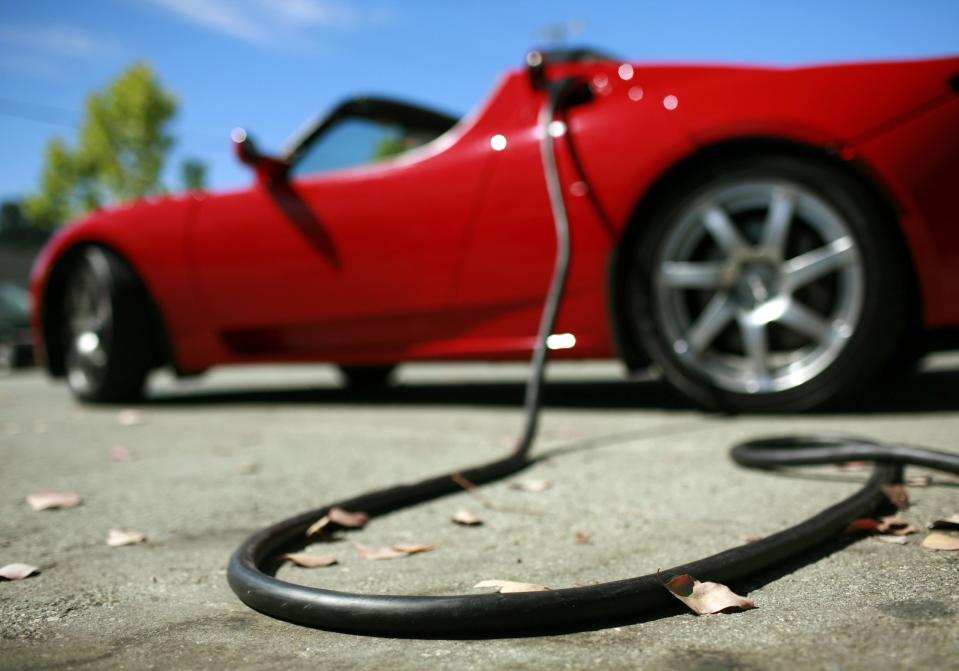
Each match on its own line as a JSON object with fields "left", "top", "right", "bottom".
{"left": 626, "top": 156, "right": 910, "bottom": 412}
{"left": 62, "top": 247, "right": 154, "bottom": 403}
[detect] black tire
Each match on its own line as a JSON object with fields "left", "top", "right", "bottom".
{"left": 624, "top": 155, "right": 911, "bottom": 412}
{"left": 61, "top": 247, "right": 154, "bottom": 403}
{"left": 339, "top": 365, "right": 396, "bottom": 390}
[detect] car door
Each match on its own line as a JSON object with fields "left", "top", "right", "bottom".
{"left": 191, "top": 109, "right": 486, "bottom": 358}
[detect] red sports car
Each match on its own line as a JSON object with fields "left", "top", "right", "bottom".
{"left": 30, "top": 48, "right": 959, "bottom": 411}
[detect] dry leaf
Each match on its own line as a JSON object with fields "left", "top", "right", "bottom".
{"left": 329, "top": 508, "right": 369, "bottom": 527}
{"left": 921, "top": 532, "right": 959, "bottom": 551}
{"left": 906, "top": 475, "right": 931, "bottom": 487}
{"left": 875, "top": 534, "right": 910, "bottom": 545}
{"left": 107, "top": 529, "right": 146, "bottom": 547}
{"left": 237, "top": 463, "right": 259, "bottom": 474}
{"left": 451, "top": 473, "right": 544, "bottom": 516}
{"left": 306, "top": 507, "right": 369, "bottom": 537}
{"left": 574, "top": 531, "right": 593, "bottom": 545}
{"left": 740, "top": 534, "right": 764, "bottom": 544}
{"left": 846, "top": 516, "right": 916, "bottom": 536}
{"left": 880, "top": 484, "right": 910, "bottom": 511}
{"left": 0, "top": 563, "right": 40, "bottom": 581}
{"left": 510, "top": 479, "right": 551, "bottom": 493}
{"left": 355, "top": 543, "right": 433, "bottom": 560}
{"left": 452, "top": 509, "right": 483, "bottom": 526}
{"left": 473, "top": 579, "right": 549, "bottom": 593}
{"left": 280, "top": 552, "right": 337, "bottom": 568}
{"left": 393, "top": 543, "right": 434, "bottom": 555}
{"left": 109, "top": 446, "right": 131, "bottom": 462}
{"left": 26, "top": 490, "right": 81, "bottom": 511}
{"left": 117, "top": 409, "right": 143, "bottom": 426}
{"left": 929, "top": 514, "right": 959, "bottom": 531}
{"left": 662, "top": 574, "right": 756, "bottom": 615}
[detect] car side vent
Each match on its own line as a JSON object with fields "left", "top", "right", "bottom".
{"left": 949, "top": 74, "right": 959, "bottom": 94}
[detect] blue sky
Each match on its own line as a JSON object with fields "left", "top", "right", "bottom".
{"left": 1, "top": 0, "right": 957, "bottom": 203}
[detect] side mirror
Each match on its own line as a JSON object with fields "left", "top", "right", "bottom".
{"left": 231, "top": 127, "right": 289, "bottom": 186}
{"left": 231, "top": 127, "right": 261, "bottom": 167}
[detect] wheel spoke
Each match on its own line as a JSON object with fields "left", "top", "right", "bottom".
{"left": 775, "top": 299, "right": 834, "bottom": 345}
{"left": 783, "top": 236, "right": 856, "bottom": 291}
{"left": 737, "top": 313, "right": 769, "bottom": 382}
{"left": 685, "top": 292, "right": 735, "bottom": 353}
{"left": 702, "top": 205, "right": 747, "bottom": 255}
{"left": 761, "top": 188, "right": 794, "bottom": 258}
{"left": 660, "top": 261, "right": 725, "bottom": 289}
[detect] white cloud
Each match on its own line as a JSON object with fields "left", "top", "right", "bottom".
{"left": 0, "top": 25, "right": 112, "bottom": 59}
{"left": 264, "top": 0, "right": 358, "bottom": 27}
{"left": 149, "top": 0, "right": 375, "bottom": 48}
{"left": 149, "top": 0, "right": 270, "bottom": 45}
{"left": 0, "top": 25, "right": 115, "bottom": 81}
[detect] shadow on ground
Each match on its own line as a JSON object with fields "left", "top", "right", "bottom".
{"left": 144, "top": 366, "right": 959, "bottom": 414}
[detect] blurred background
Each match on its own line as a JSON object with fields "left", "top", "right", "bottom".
{"left": 0, "top": 0, "right": 957, "bottom": 368}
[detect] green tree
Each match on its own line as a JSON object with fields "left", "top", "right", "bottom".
{"left": 180, "top": 158, "right": 207, "bottom": 191}
{"left": 25, "top": 62, "right": 178, "bottom": 229}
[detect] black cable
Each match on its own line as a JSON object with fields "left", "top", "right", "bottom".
{"left": 227, "top": 68, "right": 959, "bottom": 638}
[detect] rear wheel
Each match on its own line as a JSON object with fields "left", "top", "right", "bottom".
{"left": 62, "top": 247, "right": 153, "bottom": 403}
{"left": 626, "top": 156, "right": 910, "bottom": 412}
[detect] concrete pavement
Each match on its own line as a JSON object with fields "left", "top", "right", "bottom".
{"left": 2, "top": 359, "right": 958, "bottom": 669}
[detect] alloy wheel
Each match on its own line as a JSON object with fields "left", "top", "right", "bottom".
{"left": 651, "top": 180, "right": 865, "bottom": 395}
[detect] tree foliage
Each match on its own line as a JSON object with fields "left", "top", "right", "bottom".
{"left": 180, "top": 158, "right": 207, "bottom": 192}
{"left": 25, "top": 63, "right": 180, "bottom": 229}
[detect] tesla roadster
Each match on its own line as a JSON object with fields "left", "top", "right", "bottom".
{"left": 30, "top": 48, "right": 959, "bottom": 411}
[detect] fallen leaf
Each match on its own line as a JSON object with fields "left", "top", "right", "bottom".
{"left": 331, "top": 507, "right": 369, "bottom": 526}
{"left": 929, "top": 514, "right": 959, "bottom": 531}
{"left": 117, "top": 409, "right": 143, "bottom": 426}
{"left": 237, "top": 463, "right": 259, "bottom": 474}
{"left": 0, "top": 563, "right": 40, "bottom": 581}
{"left": 921, "top": 532, "right": 959, "bottom": 551}
{"left": 661, "top": 574, "right": 756, "bottom": 615}
{"left": 107, "top": 529, "right": 146, "bottom": 547}
{"left": 280, "top": 552, "right": 338, "bottom": 568}
{"left": 306, "top": 507, "right": 369, "bottom": 537}
{"left": 906, "top": 475, "right": 931, "bottom": 487}
{"left": 452, "top": 509, "right": 483, "bottom": 526}
{"left": 355, "top": 543, "right": 433, "bottom": 560}
{"left": 473, "top": 579, "right": 549, "bottom": 593}
{"left": 510, "top": 479, "right": 551, "bottom": 493}
{"left": 881, "top": 517, "right": 918, "bottom": 536}
{"left": 393, "top": 543, "right": 434, "bottom": 555}
{"left": 846, "top": 519, "right": 881, "bottom": 534}
{"left": 451, "top": 473, "right": 544, "bottom": 516}
{"left": 845, "top": 516, "right": 917, "bottom": 536}
{"left": 875, "top": 535, "right": 909, "bottom": 545}
{"left": 109, "top": 446, "right": 131, "bottom": 462}
{"left": 26, "top": 490, "right": 81, "bottom": 511}
{"left": 880, "top": 484, "right": 909, "bottom": 511}
{"left": 574, "top": 531, "right": 592, "bottom": 545}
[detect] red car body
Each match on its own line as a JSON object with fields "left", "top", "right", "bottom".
{"left": 30, "top": 53, "right": 959, "bottom": 383}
